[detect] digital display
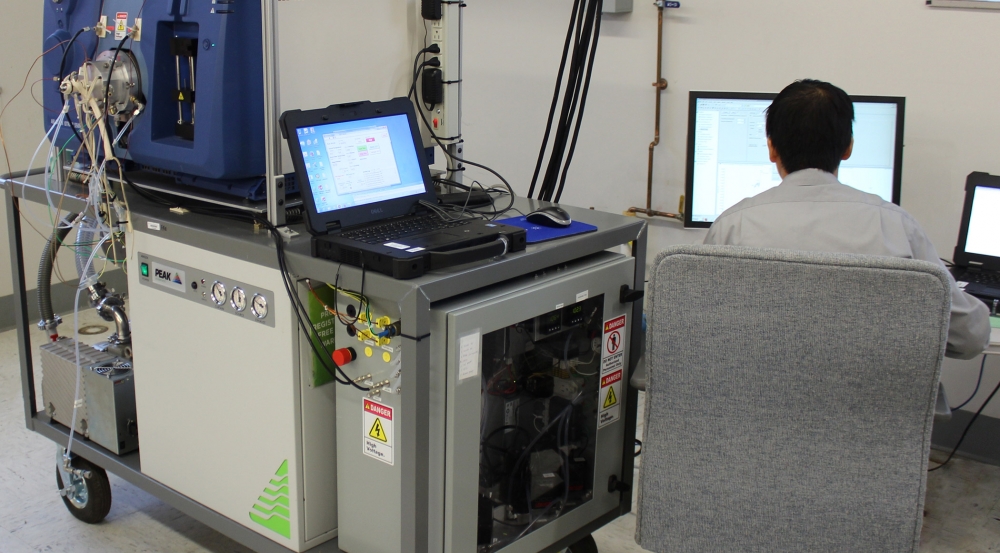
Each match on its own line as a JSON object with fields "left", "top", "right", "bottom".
{"left": 965, "top": 186, "right": 1000, "bottom": 258}
{"left": 294, "top": 114, "right": 426, "bottom": 215}
{"left": 687, "top": 95, "right": 901, "bottom": 226}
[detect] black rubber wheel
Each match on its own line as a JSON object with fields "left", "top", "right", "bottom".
{"left": 56, "top": 456, "right": 112, "bottom": 524}
{"left": 567, "top": 534, "right": 599, "bottom": 553}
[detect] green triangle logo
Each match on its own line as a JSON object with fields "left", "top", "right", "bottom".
{"left": 249, "top": 460, "right": 291, "bottom": 538}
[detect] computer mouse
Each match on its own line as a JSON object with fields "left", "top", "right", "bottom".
{"left": 526, "top": 206, "right": 572, "bottom": 228}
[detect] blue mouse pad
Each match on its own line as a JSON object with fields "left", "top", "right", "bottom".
{"left": 495, "top": 217, "right": 598, "bottom": 244}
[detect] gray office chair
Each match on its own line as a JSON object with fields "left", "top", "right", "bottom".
{"left": 635, "top": 245, "right": 951, "bottom": 553}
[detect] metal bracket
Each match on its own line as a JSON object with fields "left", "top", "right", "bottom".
{"left": 276, "top": 226, "right": 298, "bottom": 244}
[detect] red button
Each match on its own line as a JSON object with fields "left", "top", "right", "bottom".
{"left": 433, "top": 118, "right": 439, "bottom": 129}
{"left": 332, "top": 347, "right": 357, "bottom": 366}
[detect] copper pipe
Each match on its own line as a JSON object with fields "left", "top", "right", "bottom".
{"left": 627, "top": 207, "right": 682, "bottom": 220}
{"left": 627, "top": 4, "right": 679, "bottom": 222}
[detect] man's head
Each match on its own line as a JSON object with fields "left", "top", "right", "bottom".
{"left": 766, "top": 79, "right": 854, "bottom": 176}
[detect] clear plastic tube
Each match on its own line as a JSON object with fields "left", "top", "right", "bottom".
{"left": 64, "top": 231, "right": 111, "bottom": 463}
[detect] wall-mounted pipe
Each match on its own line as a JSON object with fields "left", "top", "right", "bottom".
{"left": 627, "top": 2, "right": 683, "bottom": 222}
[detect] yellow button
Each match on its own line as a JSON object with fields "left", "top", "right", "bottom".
{"left": 382, "top": 352, "right": 391, "bottom": 363}
{"left": 364, "top": 347, "right": 373, "bottom": 358}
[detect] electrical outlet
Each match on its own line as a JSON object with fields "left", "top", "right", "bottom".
{"left": 431, "top": 28, "right": 444, "bottom": 42}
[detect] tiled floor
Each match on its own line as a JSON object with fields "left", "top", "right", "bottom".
{"left": 1, "top": 312, "right": 999, "bottom": 552}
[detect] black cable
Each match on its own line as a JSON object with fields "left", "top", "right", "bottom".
{"left": 93, "top": 0, "right": 106, "bottom": 59}
{"left": 537, "top": 0, "right": 593, "bottom": 202}
{"left": 527, "top": 0, "right": 583, "bottom": 199}
{"left": 102, "top": 35, "right": 130, "bottom": 147}
{"left": 408, "top": 46, "right": 517, "bottom": 208}
{"left": 58, "top": 28, "right": 88, "bottom": 147}
{"left": 538, "top": 0, "right": 601, "bottom": 203}
{"left": 332, "top": 263, "right": 367, "bottom": 326}
{"left": 634, "top": 439, "right": 642, "bottom": 458}
{"left": 951, "top": 354, "right": 988, "bottom": 411}
{"left": 553, "top": 0, "right": 603, "bottom": 203}
{"left": 929, "top": 375, "right": 1000, "bottom": 471}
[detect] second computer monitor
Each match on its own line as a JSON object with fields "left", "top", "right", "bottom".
{"left": 684, "top": 91, "right": 904, "bottom": 228}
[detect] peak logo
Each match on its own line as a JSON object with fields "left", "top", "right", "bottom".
{"left": 150, "top": 262, "right": 187, "bottom": 293}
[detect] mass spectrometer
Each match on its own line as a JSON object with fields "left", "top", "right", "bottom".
{"left": 43, "top": 0, "right": 267, "bottom": 198}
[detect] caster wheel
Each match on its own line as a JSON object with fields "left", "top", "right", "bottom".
{"left": 56, "top": 454, "right": 112, "bottom": 524}
{"left": 567, "top": 534, "right": 598, "bottom": 553}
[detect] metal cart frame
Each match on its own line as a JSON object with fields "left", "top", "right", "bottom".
{"left": 2, "top": 171, "right": 647, "bottom": 553}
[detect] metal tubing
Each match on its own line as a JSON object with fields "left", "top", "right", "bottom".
{"left": 5, "top": 186, "right": 37, "bottom": 428}
{"left": 188, "top": 55, "right": 196, "bottom": 124}
{"left": 262, "top": 0, "right": 286, "bottom": 226}
{"left": 175, "top": 56, "right": 183, "bottom": 123}
{"left": 627, "top": 6, "right": 679, "bottom": 222}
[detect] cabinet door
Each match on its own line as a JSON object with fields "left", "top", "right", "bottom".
{"left": 442, "top": 256, "right": 635, "bottom": 553}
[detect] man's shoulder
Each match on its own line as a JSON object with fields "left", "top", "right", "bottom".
{"left": 716, "top": 177, "right": 913, "bottom": 222}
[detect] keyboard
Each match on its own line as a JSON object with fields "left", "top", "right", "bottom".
{"left": 959, "top": 270, "right": 1000, "bottom": 286}
{"left": 340, "top": 215, "right": 471, "bottom": 245}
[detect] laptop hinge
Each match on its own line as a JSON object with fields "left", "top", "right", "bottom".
{"left": 969, "top": 261, "right": 984, "bottom": 267}
{"left": 326, "top": 221, "right": 342, "bottom": 233}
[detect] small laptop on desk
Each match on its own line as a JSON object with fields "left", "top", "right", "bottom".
{"left": 280, "top": 98, "right": 525, "bottom": 279}
{"left": 952, "top": 171, "right": 1000, "bottom": 312}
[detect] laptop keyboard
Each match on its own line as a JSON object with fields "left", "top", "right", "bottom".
{"left": 341, "top": 216, "right": 471, "bottom": 245}
{"left": 962, "top": 271, "right": 1000, "bottom": 286}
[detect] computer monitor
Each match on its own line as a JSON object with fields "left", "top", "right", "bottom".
{"left": 684, "top": 91, "right": 905, "bottom": 228}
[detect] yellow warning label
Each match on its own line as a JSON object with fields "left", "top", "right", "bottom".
{"left": 603, "top": 386, "right": 618, "bottom": 409}
{"left": 178, "top": 92, "right": 185, "bottom": 101}
{"left": 368, "top": 418, "right": 388, "bottom": 443}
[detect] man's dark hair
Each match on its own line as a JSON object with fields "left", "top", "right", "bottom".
{"left": 766, "top": 79, "right": 854, "bottom": 174}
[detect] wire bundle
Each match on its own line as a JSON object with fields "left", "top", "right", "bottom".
{"left": 528, "top": 0, "right": 605, "bottom": 204}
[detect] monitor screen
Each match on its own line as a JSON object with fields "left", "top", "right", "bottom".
{"left": 965, "top": 185, "right": 1000, "bottom": 258}
{"left": 684, "top": 92, "right": 904, "bottom": 228}
{"left": 294, "top": 114, "right": 427, "bottom": 215}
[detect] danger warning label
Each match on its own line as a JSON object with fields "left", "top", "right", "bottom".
{"left": 598, "top": 369, "right": 623, "bottom": 429}
{"left": 115, "top": 12, "right": 128, "bottom": 40}
{"left": 363, "top": 399, "right": 393, "bottom": 465}
{"left": 601, "top": 315, "right": 626, "bottom": 376}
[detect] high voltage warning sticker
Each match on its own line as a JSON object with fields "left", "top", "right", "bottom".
{"left": 598, "top": 369, "right": 622, "bottom": 429}
{"left": 602, "top": 315, "right": 626, "bottom": 376}
{"left": 363, "top": 399, "right": 393, "bottom": 465}
{"left": 369, "top": 418, "right": 387, "bottom": 442}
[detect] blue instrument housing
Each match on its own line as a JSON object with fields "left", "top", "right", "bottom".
{"left": 43, "top": 0, "right": 267, "bottom": 197}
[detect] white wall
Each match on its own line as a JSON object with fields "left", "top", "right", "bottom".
{"left": 2, "top": 0, "right": 995, "bottom": 414}
{"left": 1, "top": 2, "right": 95, "bottom": 302}
{"left": 458, "top": 0, "right": 1000, "bottom": 416}
{"left": 1, "top": 1, "right": 49, "bottom": 299}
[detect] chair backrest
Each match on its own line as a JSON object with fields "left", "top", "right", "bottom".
{"left": 636, "top": 245, "right": 951, "bottom": 553}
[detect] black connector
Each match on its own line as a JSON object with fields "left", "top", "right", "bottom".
{"left": 422, "top": 68, "right": 444, "bottom": 105}
{"left": 422, "top": 0, "right": 442, "bottom": 20}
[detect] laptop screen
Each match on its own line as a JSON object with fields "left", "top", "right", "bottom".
{"left": 966, "top": 185, "right": 1000, "bottom": 258}
{"left": 294, "top": 114, "right": 426, "bottom": 214}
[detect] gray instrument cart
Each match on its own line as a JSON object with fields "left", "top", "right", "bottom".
{"left": 3, "top": 171, "right": 646, "bottom": 553}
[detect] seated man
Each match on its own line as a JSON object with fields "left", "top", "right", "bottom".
{"left": 704, "top": 79, "right": 991, "bottom": 359}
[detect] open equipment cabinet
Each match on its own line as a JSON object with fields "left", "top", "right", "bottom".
{"left": 3, "top": 169, "right": 647, "bottom": 553}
